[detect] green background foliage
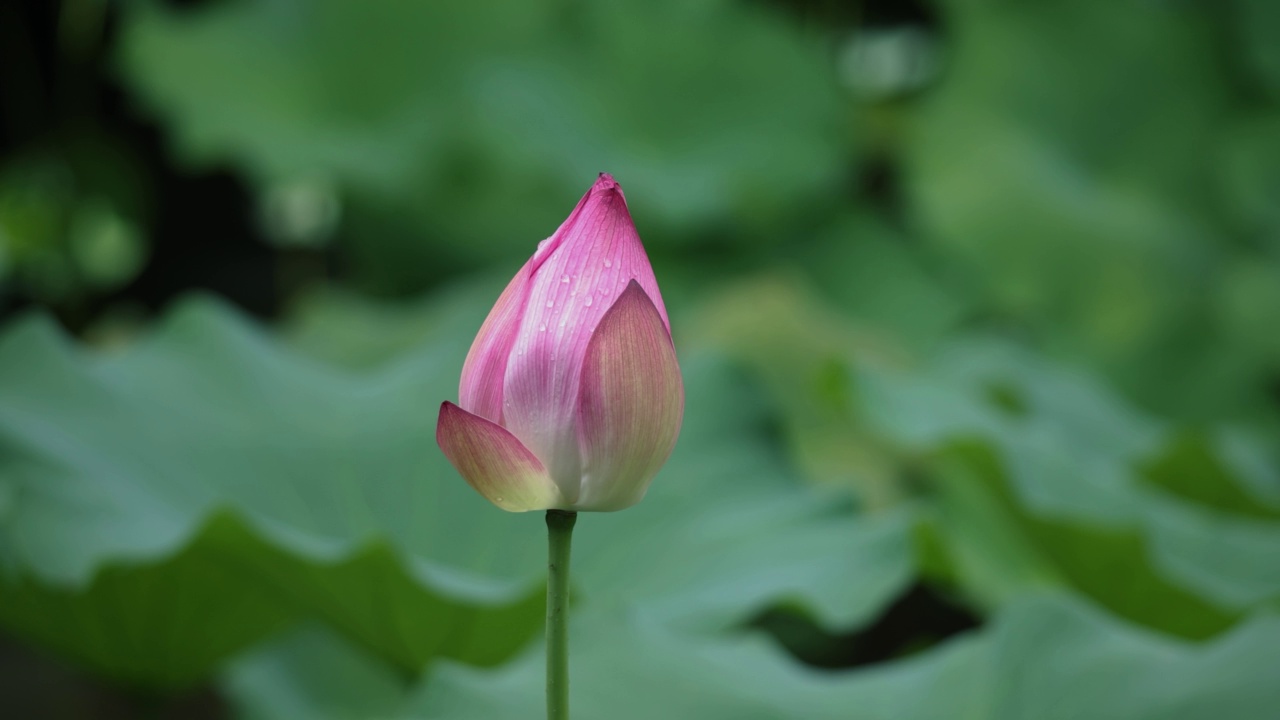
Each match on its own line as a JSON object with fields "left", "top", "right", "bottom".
{"left": 0, "top": 0, "right": 1277, "bottom": 717}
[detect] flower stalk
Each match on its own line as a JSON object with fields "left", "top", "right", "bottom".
{"left": 435, "top": 174, "right": 681, "bottom": 718}
{"left": 545, "top": 509, "right": 577, "bottom": 720}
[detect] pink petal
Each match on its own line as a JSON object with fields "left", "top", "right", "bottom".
{"left": 574, "top": 281, "right": 684, "bottom": 511}
{"left": 502, "top": 174, "right": 670, "bottom": 501}
{"left": 436, "top": 402, "right": 566, "bottom": 512}
{"left": 458, "top": 257, "right": 535, "bottom": 423}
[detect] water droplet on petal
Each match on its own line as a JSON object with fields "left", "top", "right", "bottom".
{"left": 603, "top": 259, "right": 613, "bottom": 268}
{"left": 546, "top": 300, "right": 554, "bottom": 308}
{"left": 561, "top": 275, "right": 570, "bottom": 284}
{"left": 585, "top": 296, "right": 593, "bottom": 307}
{"left": 539, "top": 324, "right": 547, "bottom": 332}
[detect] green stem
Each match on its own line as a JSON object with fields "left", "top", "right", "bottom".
{"left": 545, "top": 509, "right": 577, "bottom": 720}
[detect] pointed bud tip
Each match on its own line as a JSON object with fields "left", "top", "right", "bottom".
{"left": 591, "top": 173, "right": 623, "bottom": 200}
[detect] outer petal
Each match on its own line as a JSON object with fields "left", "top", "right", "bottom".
{"left": 573, "top": 281, "right": 684, "bottom": 511}
{"left": 458, "top": 258, "right": 534, "bottom": 423}
{"left": 502, "top": 174, "right": 669, "bottom": 502}
{"left": 457, "top": 180, "right": 600, "bottom": 424}
{"left": 436, "top": 402, "right": 566, "bottom": 512}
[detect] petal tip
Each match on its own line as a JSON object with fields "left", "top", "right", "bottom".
{"left": 436, "top": 402, "right": 565, "bottom": 513}
{"left": 574, "top": 276, "right": 684, "bottom": 511}
{"left": 590, "top": 173, "right": 625, "bottom": 203}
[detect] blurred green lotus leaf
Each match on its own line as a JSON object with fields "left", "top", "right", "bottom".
{"left": 118, "top": 0, "right": 847, "bottom": 289}
{"left": 0, "top": 286, "right": 915, "bottom": 686}
{"left": 902, "top": 0, "right": 1252, "bottom": 418}
{"left": 227, "top": 593, "right": 1280, "bottom": 720}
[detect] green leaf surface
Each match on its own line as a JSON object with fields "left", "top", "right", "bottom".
{"left": 0, "top": 298, "right": 545, "bottom": 685}
{"left": 1142, "top": 431, "right": 1280, "bottom": 521}
{"left": 0, "top": 512, "right": 294, "bottom": 689}
{"left": 225, "top": 625, "right": 410, "bottom": 720}
{"left": 0, "top": 289, "right": 916, "bottom": 686}
{"left": 118, "top": 0, "right": 846, "bottom": 277}
{"left": 903, "top": 0, "right": 1245, "bottom": 418}
{"left": 798, "top": 212, "right": 966, "bottom": 355}
{"left": 1232, "top": 0, "right": 1280, "bottom": 97}
{"left": 694, "top": 277, "right": 1280, "bottom": 637}
{"left": 396, "top": 594, "right": 1280, "bottom": 719}
{"left": 863, "top": 340, "right": 1280, "bottom": 635}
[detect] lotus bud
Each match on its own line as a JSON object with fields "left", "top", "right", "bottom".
{"left": 436, "top": 174, "right": 684, "bottom": 512}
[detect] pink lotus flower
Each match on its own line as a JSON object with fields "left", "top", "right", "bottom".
{"left": 437, "top": 174, "right": 684, "bottom": 512}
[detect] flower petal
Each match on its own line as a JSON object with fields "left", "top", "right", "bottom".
{"left": 436, "top": 402, "right": 565, "bottom": 512}
{"left": 458, "top": 259, "right": 535, "bottom": 424}
{"left": 457, "top": 179, "right": 599, "bottom": 425}
{"left": 502, "top": 174, "right": 669, "bottom": 501}
{"left": 574, "top": 281, "right": 684, "bottom": 511}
